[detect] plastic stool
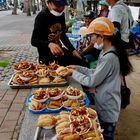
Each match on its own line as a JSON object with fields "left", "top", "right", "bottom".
{"left": 89, "top": 60, "right": 97, "bottom": 69}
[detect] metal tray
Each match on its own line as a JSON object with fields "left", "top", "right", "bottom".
{"left": 8, "top": 75, "right": 68, "bottom": 89}
{"left": 34, "top": 127, "right": 57, "bottom": 140}
{"left": 34, "top": 120, "right": 103, "bottom": 140}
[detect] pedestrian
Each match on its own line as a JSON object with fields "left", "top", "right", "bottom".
{"left": 62, "top": 17, "right": 133, "bottom": 140}
{"left": 31, "top": 0, "right": 88, "bottom": 67}
{"left": 98, "top": 0, "right": 109, "bottom": 17}
{"left": 76, "top": 0, "right": 87, "bottom": 19}
{"left": 79, "top": 11, "right": 102, "bottom": 63}
{"left": 20, "top": 2, "right": 24, "bottom": 11}
{"left": 79, "top": 11, "right": 96, "bottom": 53}
{"left": 79, "top": 32, "right": 103, "bottom": 63}
{"left": 106, "top": 0, "right": 134, "bottom": 49}
{"left": 82, "top": 11, "right": 96, "bottom": 28}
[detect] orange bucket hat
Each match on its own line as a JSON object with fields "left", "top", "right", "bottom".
{"left": 80, "top": 17, "right": 115, "bottom": 36}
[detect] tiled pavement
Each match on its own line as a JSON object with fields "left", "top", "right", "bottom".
{"left": 0, "top": 10, "right": 38, "bottom": 140}
{"left": 0, "top": 44, "right": 38, "bottom": 82}
{"left": 0, "top": 10, "right": 38, "bottom": 84}
{"left": 0, "top": 89, "right": 30, "bottom": 140}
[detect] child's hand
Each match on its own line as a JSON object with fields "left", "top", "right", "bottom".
{"left": 66, "top": 65, "right": 76, "bottom": 69}
{"left": 61, "top": 68, "right": 74, "bottom": 77}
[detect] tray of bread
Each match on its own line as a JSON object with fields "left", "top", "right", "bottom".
{"left": 8, "top": 60, "right": 68, "bottom": 88}
{"left": 34, "top": 107, "right": 104, "bottom": 140}
{"left": 26, "top": 86, "right": 90, "bottom": 114}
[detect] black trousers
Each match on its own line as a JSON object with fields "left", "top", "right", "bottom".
{"left": 121, "top": 40, "right": 129, "bottom": 49}
{"left": 37, "top": 47, "right": 89, "bottom": 67}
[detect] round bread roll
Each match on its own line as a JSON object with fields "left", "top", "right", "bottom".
{"left": 37, "top": 115, "right": 57, "bottom": 127}
{"left": 52, "top": 77, "right": 65, "bottom": 83}
{"left": 56, "top": 66, "right": 67, "bottom": 75}
{"left": 39, "top": 77, "right": 51, "bottom": 84}
{"left": 84, "top": 137, "right": 95, "bottom": 140}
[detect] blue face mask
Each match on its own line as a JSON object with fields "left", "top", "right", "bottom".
{"left": 50, "top": 9, "right": 64, "bottom": 16}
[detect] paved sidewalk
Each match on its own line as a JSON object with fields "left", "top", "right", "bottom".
{"left": 0, "top": 10, "right": 38, "bottom": 140}
{"left": 0, "top": 10, "right": 38, "bottom": 85}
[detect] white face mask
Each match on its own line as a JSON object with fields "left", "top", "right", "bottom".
{"left": 50, "top": 10, "right": 64, "bottom": 16}
{"left": 94, "top": 43, "right": 103, "bottom": 50}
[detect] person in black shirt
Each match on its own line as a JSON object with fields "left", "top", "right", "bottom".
{"left": 31, "top": 0, "right": 88, "bottom": 67}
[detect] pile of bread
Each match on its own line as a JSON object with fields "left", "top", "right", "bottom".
{"left": 28, "top": 100, "right": 46, "bottom": 111}
{"left": 32, "top": 88, "right": 48, "bottom": 100}
{"left": 12, "top": 60, "right": 67, "bottom": 85}
{"left": 65, "top": 86, "right": 81, "bottom": 96}
{"left": 13, "top": 60, "right": 32, "bottom": 71}
{"left": 37, "top": 107, "right": 103, "bottom": 140}
{"left": 28, "top": 87, "right": 86, "bottom": 111}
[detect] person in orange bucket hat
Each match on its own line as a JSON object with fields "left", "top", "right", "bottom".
{"left": 80, "top": 17, "right": 115, "bottom": 36}
{"left": 62, "top": 17, "right": 133, "bottom": 140}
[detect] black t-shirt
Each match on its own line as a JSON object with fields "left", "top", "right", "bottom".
{"left": 31, "top": 8, "right": 75, "bottom": 52}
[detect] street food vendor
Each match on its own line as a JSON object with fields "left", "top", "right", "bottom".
{"left": 31, "top": 0, "right": 88, "bottom": 67}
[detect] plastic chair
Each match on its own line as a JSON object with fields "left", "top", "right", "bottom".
{"left": 89, "top": 60, "right": 97, "bottom": 69}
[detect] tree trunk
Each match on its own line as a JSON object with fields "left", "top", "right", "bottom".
{"left": 12, "top": 0, "right": 18, "bottom": 15}
{"left": 36, "top": 0, "right": 40, "bottom": 11}
{"left": 27, "top": 0, "right": 31, "bottom": 16}
{"left": 41, "top": 0, "right": 46, "bottom": 10}
{"left": 32, "top": 0, "right": 37, "bottom": 14}
{"left": 65, "top": 6, "right": 69, "bottom": 20}
{"left": 138, "top": 7, "right": 140, "bottom": 20}
{"left": 23, "top": 0, "right": 27, "bottom": 13}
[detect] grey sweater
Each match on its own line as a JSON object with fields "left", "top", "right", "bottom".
{"left": 71, "top": 47, "right": 121, "bottom": 122}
